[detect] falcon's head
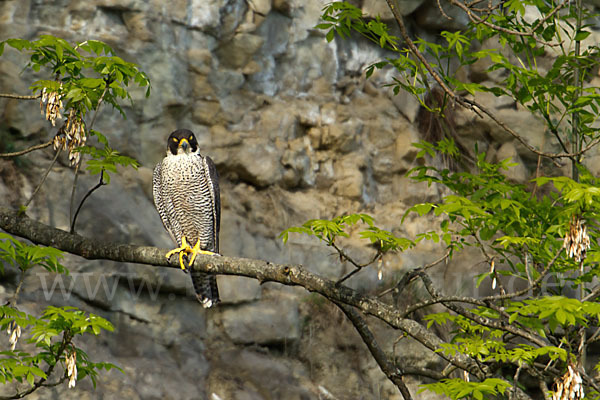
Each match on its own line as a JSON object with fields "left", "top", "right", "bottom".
{"left": 167, "top": 129, "right": 199, "bottom": 156}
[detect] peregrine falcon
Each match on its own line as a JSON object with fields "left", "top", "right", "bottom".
{"left": 153, "top": 129, "right": 220, "bottom": 308}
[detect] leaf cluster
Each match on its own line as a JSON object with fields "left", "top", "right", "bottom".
{"left": 283, "top": 133, "right": 600, "bottom": 396}
{"left": 406, "top": 139, "right": 600, "bottom": 288}
{"left": 281, "top": 213, "right": 413, "bottom": 253}
{"left": 317, "top": 1, "right": 600, "bottom": 149}
{"left": 0, "top": 234, "right": 121, "bottom": 391}
{"left": 75, "top": 130, "right": 140, "bottom": 184}
{"left": 0, "top": 232, "right": 66, "bottom": 274}
{"left": 419, "top": 378, "right": 510, "bottom": 400}
{"left": 1, "top": 36, "right": 151, "bottom": 118}
{"left": 507, "top": 296, "right": 600, "bottom": 334}
{"left": 0, "top": 304, "right": 118, "bottom": 388}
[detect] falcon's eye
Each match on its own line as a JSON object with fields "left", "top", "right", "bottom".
{"left": 172, "top": 138, "right": 178, "bottom": 142}
{"left": 188, "top": 136, "right": 193, "bottom": 141}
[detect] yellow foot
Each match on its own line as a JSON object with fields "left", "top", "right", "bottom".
{"left": 166, "top": 237, "right": 220, "bottom": 270}
{"left": 187, "top": 240, "right": 220, "bottom": 268}
{"left": 165, "top": 236, "right": 194, "bottom": 270}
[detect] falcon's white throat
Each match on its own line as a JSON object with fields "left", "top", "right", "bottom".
{"left": 176, "top": 147, "right": 197, "bottom": 156}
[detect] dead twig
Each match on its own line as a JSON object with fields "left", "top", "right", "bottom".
{"left": 24, "top": 148, "right": 61, "bottom": 208}
{"left": 0, "top": 93, "right": 41, "bottom": 100}
{"left": 0, "top": 140, "right": 53, "bottom": 158}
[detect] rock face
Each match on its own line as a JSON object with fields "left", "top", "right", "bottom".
{"left": 0, "top": 0, "right": 599, "bottom": 399}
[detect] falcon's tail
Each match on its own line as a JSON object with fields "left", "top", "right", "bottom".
{"left": 191, "top": 271, "right": 220, "bottom": 308}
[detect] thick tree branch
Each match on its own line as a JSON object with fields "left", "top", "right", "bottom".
{"left": 391, "top": 267, "right": 553, "bottom": 358}
{"left": 0, "top": 206, "right": 484, "bottom": 378}
{"left": 334, "top": 301, "right": 412, "bottom": 399}
{"left": 414, "top": 269, "right": 549, "bottom": 348}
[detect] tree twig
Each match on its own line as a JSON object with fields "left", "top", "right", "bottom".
{"left": 0, "top": 93, "right": 41, "bottom": 100}
{"left": 512, "top": 363, "right": 523, "bottom": 399}
{"left": 480, "top": 248, "right": 561, "bottom": 302}
{"left": 583, "top": 284, "right": 600, "bottom": 302}
{"left": 445, "top": 0, "right": 568, "bottom": 38}
{"left": 9, "top": 269, "right": 26, "bottom": 306}
{"left": 70, "top": 170, "right": 105, "bottom": 234}
{"left": 400, "top": 246, "right": 561, "bottom": 316}
{"left": 401, "top": 366, "right": 445, "bottom": 381}
{"left": 68, "top": 161, "right": 82, "bottom": 230}
{"left": 24, "top": 148, "right": 61, "bottom": 208}
{"left": 414, "top": 269, "right": 549, "bottom": 348}
{"left": 378, "top": 250, "right": 450, "bottom": 298}
{"left": 0, "top": 140, "right": 53, "bottom": 158}
{"left": 69, "top": 82, "right": 109, "bottom": 230}
{"left": 335, "top": 242, "right": 380, "bottom": 284}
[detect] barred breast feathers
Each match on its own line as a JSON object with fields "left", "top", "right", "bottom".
{"left": 155, "top": 152, "right": 218, "bottom": 251}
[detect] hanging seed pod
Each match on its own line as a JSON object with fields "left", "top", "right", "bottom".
{"left": 66, "top": 350, "right": 78, "bottom": 388}
{"left": 552, "top": 362, "right": 584, "bottom": 400}
{"left": 6, "top": 321, "right": 21, "bottom": 351}
{"left": 53, "top": 110, "right": 87, "bottom": 166}
{"left": 489, "top": 260, "right": 496, "bottom": 290}
{"left": 40, "top": 85, "right": 63, "bottom": 127}
{"left": 563, "top": 216, "right": 590, "bottom": 262}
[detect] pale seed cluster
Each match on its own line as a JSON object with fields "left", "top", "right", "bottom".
{"left": 52, "top": 109, "right": 87, "bottom": 165}
{"left": 6, "top": 320, "right": 21, "bottom": 351}
{"left": 489, "top": 260, "right": 497, "bottom": 290}
{"left": 66, "top": 350, "right": 77, "bottom": 388}
{"left": 552, "top": 363, "right": 584, "bottom": 400}
{"left": 40, "top": 86, "right": 63, "bottom": 126}
{"left": 563, "top": 216, "right": 590, "bottom": 262}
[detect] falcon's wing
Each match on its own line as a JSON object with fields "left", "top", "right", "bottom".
{"left": 205, "top": 155, "right": 220, "bottom": 253}
{"left": 153, "top": 161, "right": 179, "bottom": 245}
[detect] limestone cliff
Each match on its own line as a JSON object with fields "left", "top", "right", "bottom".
{"left": 0, "top": 1, "right": 599, "bottom": 399}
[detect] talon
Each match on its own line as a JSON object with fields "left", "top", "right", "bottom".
{"left": 165, "top": 248, "right": 179, "bottom": 259}
{"left": 166, "top": 237, "right": 220, "bottom": 271}
{"left": 165, "top": 236, "right": 194, "bottom": 270}
{"left": 179, "top": 250, "right": 188, "bottom": 271}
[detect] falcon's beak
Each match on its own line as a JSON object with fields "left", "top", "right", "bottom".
{"left": 179, "top": 138, "right": 189, "bottom": 151}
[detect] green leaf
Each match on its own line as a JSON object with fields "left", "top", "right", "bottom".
{"left": 55, "top": 43, "right": 63, "bottom": 61}
{"left": 411, "top": 203, "right": 433, "bottom": 216}
{"left": 574, "top": 30, "right": 591, "bottom": 41}
{"left": 26, "top": 372, "right": 34, "bottom": 386}
{"left": 555, "top": 308, "right": 567, "bottom": 325}
{"left": 6, "top": 38, "right": 31, "bottom": 51}
{"left": 325, "top": 29, "right": 335, "bottom": 42}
